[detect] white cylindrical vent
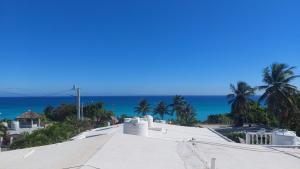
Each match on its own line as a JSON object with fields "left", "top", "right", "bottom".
{"left": 123, "top": 117, "right": 149, "bottom": 137}
{"left": 145, "top": 115, "right": 154, "bottom": 128}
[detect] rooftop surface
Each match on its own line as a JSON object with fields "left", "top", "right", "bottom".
{"left": 0, "top": 123, "right": 299, "bottom": 169}
{"left": 16, "top": 111, "right": 42, "bottom": 119}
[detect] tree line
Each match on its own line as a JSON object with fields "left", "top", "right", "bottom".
{"left": 226, "top": 63, "right": 300, "bottom": 135}
{"left": 134, "top": 95, "right": 197, "bottom": 126}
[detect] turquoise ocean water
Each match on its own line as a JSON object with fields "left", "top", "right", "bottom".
{"left": 0, "top": 96, "right": 230, "bottom": 121}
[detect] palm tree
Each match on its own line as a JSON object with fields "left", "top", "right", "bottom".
{"left": 153, "top": 101, "right": 170, "bottom": 120}
{"left": 95, "top": 109, "right": 113, "bottom": 127}
{"left": 170, "top": 95, "right": 186, "bottom": 118}
{"left": 169, "top": 95, "right": 198, "bottom": 126}
{"left": 227, "top": 81, "right": 255, "bottom": 126}
{"left": 135, "top": 99, "right": 150, "bottom": 116}
{"left": 179, "top": 104, "right": 197, "bottom": 126}
{"left": 259, "top": 63, "right": 299, "bottom": 126}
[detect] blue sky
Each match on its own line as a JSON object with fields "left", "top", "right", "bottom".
{"left": 0, "top": 0, "right": 299, "bottom": 96}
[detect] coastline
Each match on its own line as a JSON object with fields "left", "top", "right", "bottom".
{"left": 0, "top": 96, "right": 230, "bottom": 121}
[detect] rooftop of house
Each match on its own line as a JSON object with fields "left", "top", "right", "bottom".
{"left": 16, "top": 111, "right": 42, "bottom": 120}
{"left": 0, "top": 123, "right": 299, "bottom": 169}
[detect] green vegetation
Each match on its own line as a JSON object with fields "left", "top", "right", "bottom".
{"left": 44, "top": 104, "right": 76, "bottom": 122}
{"left": 205, "top": 113, "right": 233, "bottom": 124}
{"left": 133, "top": 95, "right": 197, "bottom": 126}
{"left": 10, "top": 102, "right": 114, "bottom": 150}
{"left": 135, "top": 99, "right": 151, "bottom": 116}
{"left": 259, "top": 63, "right": 299, "bottom": 128}
{"left": 170, "top": 95, "right": 197, "bottom": 126}
{"left": 0, "top": 123, "right": 9, "bottom": 146}
{"left": 10, "top": 117, "right": 92, "bottom": 149}
{"left": 227, "top": 82, "right": 255, "bottom": 126}
{"left": 153, "top": 101, "right": 170, "bottom": 120}
{"left": 225, "top": 63, "right": 300, "bottom": 136}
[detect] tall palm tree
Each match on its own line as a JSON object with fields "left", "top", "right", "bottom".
{"left": 170, "top": 95, "right": 186, "bottom": 118}
{"left": 259, "top": 63, "right": 299, "bottom": 126}
{"left": 153, "top": 101, "right": 170, "bottom": 120}
{"left": 227, "top": 81, "right": 255, "bottom": 126}
{"left": 135, "top": 99, "right": 150, "bottom": 116}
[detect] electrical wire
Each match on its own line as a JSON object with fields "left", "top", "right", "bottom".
{"left": 0, "top": 88, "right": 73, "bottom": 97}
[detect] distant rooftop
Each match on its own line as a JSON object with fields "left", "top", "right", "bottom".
{"left": 16, "top": 111, "right": 42, "bottom": 119}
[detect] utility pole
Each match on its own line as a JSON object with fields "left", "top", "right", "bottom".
{"left": 81, "top": 103, "right": 84, "bottom": 120}
{"left": 73, "top": 85, "right": 81, "bottom": 120}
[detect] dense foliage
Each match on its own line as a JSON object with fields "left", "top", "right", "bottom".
{"left": 205, "top": 113, "right": 233, "bottom": 124}
{"left": 8, "top": 102, "right": 115, "bottom": 150}
{"left": 44, "top": 104, "right": 76, "bottom": 121}
{"left": 226, "top": 63, "right": 300, "bottom": 136}
{"left": 10, "top": 117, "right": 93, "bottom": 149}
{"left": 44, "top": 102, "right": 114, "bottom": 127}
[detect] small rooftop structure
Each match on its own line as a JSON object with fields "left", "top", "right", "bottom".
{"left": 16, "top": 110, "right": 42, "bottom": 120}
{"left": 15, "top": 110, "right": 42, "bottom": 129}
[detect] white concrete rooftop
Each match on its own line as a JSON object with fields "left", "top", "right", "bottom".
{"left": 0, "top": 123, "right": 299, "bottom": 169}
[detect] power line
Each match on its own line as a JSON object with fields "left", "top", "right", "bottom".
{"left": 0, "top": 88, "right": 73, "bottom": 97}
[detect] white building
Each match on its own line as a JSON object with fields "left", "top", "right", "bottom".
{"left": 0, "top": 118, "right": 299, "bottom": 169}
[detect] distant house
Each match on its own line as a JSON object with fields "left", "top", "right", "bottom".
{"left": 16, "top": 110, "right": 42, "bottom": 128}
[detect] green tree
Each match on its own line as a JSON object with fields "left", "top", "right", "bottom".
{"left": 44, "top": 105, "right": 54, "bottom": 119}
{"left": 135, "top": 99, "right": 150, "bottom": 116}
{"left": 259, "top": 63, "right": 299, "bottom": 127}
{"left": 227, "top": 81, "right": 255, "bottom": 126}
{"left": 170, "top": 95, "right": 187, "bottom": 119}
{"left": 94, "top": 109, "right": 114, "bottom": 127}
{"left": 205, "top": 113, "right": 233, "bottom": 124}
{"left": 153, "top": 101, "right": 170, "bottom": 120}
{"left": 45, "top": 104, "right": 76, "bottom": 121}
{"left": 178, "top": 104, "right": 197, "bottom": 126}
{"left": 83, "top": 102, "right": 104, "bottom": 119}
{"left": 170, "top": 96, "right": 197, "bottom": 126}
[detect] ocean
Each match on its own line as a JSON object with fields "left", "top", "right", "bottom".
{"left": 0, "top": 96, "right": 230, "bottom": 121}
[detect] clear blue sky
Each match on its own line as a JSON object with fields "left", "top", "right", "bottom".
{"left": 0, "top": 0, "right": 299, "bottom": 96}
